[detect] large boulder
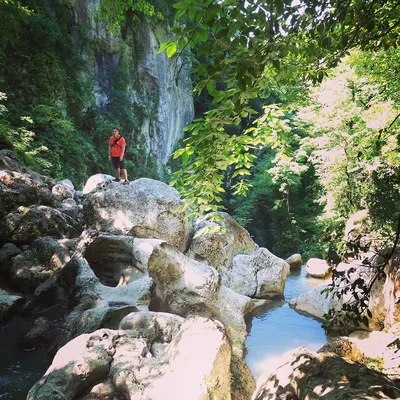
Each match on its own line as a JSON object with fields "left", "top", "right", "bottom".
{"left": 252, "top": 347, "right": 400, "bottom": 400}
{"left": 0, "top": 242, "right": 21, "bottom": 274}
{"left": 148, "top": 241, "right": 220, "bottom": 316}
{"left": 0, "top": 151, "right": 55, "bottom": 223}
{"left": 334, "top": 260, "right": 387, "bottom": 331}
{"left": 1, "top": 205, "right": 81, "bottom": 244}
{"left": 28, "top": 316, "right": 232, "bottom": 400}
{"left": 147, "top": 241, "right": 255, "bottom": 355}
{"left": 52, "top": 179, "right": 74, "bottom": 201}
{"left": 289, "top": 283, "right": 334, "bottom": 320}
{"left": 9, "top": 236, "right": 71, "bottom": 294}
{"left": 187, "top": 212, "right": 258, "bottom": 272}
{"left": 83, "top": 178, "right": 192, "bottom": 252}
{"left": 228, "top": 248, "right": 289, "bottom": 299}
{"left": 53, "top": 243, "right": 154, "bottom": 349}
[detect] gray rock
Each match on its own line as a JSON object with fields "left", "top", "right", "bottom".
{"left": 306, "top": 258, "right": 331, "bottom": 278}
{"left": 289, "top": 283, "right": 334, "bottom": 320}
{"left": 1, "top": 205, "right": 81, "bottom": 244}
{"left": 60, "top": 198, "right": 79, "bottom": 220}
{"left": 0, "top": 242, "right": 21, "bottom": 274}
{"left": 252, "top": 347, "right": 400, "bottom": 400}
{"left": 228, "top": 248, "right": 290, "bottom": 299}
{"left": 147, "top": 241, "right": 253, "bottom": 355}
{"left": 187, "top": 212, "right": 258, "bottom": 271}
{"left": 83, "top": 178, "right": 192, "bottom": 252}
{"left": 82, "top": 173, "right": 114, "bottom": 195}
{"left": 10, "top": 236, "right": 71, "bottom": 294}
{"left": 0, "top": 290, "right": 25, "bottom": 321}
{"left": 28, "top": 317, "right": 230, "bottom": 400}
{"left": 52, "top": 181, "right": 74, "bottom": 201}
{"left": 19, "top": 316, "right": 53, "bottom": 349}
{"left": 286, "top": 253, "right": 303, "bottom": 269}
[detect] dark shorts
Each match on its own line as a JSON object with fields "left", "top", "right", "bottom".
{"left": 111, "top": 156, "right": 125, "bottom": 170}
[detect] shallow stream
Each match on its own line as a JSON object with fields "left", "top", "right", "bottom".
{"left": 1, "top": 265, "right": 330, "bottom": 398}
{"left": 244, "top": 265, "right": 331, "bottom": 380}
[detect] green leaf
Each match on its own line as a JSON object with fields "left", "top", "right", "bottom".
{"left": 157, "top": 40, "right": 173, "bottom": 54}
{"left": 166, "top": 42, "right": 177, "bottom": 58}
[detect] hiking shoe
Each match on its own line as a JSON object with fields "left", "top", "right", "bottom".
{"left": 113, "top": 178, "right": 120, "bottom": 182}
{"left": 123, "top": 180, "right": 129, "bottom": 185}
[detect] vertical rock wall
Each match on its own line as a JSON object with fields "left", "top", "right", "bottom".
{"left": 70, "top": 0, "right": 194, "bottom": 166}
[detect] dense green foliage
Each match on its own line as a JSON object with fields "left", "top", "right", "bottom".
{"left": 0, "top": 0, "right": 163, "bottom": 187}
{"left": 3, "top": 0, "right": 400, "bottom": 262}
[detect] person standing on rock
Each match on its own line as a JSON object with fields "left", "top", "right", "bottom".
{"left": 108, "top": 127, "right": 129, "bottom": 185}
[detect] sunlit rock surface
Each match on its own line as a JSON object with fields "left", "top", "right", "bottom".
{"left": 349, "top": 323, "right": 400, "bottom": 378}
{"left": 52, "top": 179, "right": 74, "bottom": 201}
{"left": 82, "top": 173, "right": 113, "bottom": 195}
{"left": 228, "top": 248, "right": 290, "bottom": 299}
{"left": 10, "top": 236, "right": 71, "bottom": 295}
{"left": 306, "top": 258, "right": 331, "bottom": 278}
{"left": 28, "top": 316, "right": 231, "bottom": 400}
{"left": 83, "top": 178, "right": 192, "bottom": 253}
{"left": 252, "top": 347, "right": 400, "bottom": 400}
{"left": 286, "top": 253, "right": 303, "bottom": 269}
{"left": 187, "top": 212, "right": 258, "bottom": 272}
{"left": 289, "top": 283, "right": 333, "bottom": 320}
{"left": 148, "top": 241, "right": 255, "bottom": 354}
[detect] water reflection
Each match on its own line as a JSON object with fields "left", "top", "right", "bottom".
{"left": 245, "top": 265, "right": 331, "bottom": 380}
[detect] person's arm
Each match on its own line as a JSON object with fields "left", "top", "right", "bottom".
{"left": 120, "top": 142, "right": 125, "bottom": 161}
{"left": 108, "top": 143, "right": 111, "bottom": 159}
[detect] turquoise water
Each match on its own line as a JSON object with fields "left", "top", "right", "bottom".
{"left": 245, "top": 265, "right": 330, "bottom": 380}
{"left": 1, "top": 266, "right": 329, "bottom": 397}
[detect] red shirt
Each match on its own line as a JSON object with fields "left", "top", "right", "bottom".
{"left": 109, "top": 135, "right": 125, "bottom": 157}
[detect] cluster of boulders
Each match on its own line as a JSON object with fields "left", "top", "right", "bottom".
{"left": 0, "top": 151, "right": 290, "bottom": 399}
{"left": 2, "top": 150, "right": 400, "bottom": 400}
{"left": 288, "top": 209, "right": 400, "bottom": 333}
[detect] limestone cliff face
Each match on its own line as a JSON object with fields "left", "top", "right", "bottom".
{"left": 70, "top": 0, "right": 194, "bottom": 165}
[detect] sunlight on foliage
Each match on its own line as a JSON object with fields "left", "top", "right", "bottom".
{"left": 0, "top": 93, "right": 51, "bottom": 171}
{"left": 97, "top": 0, "right": 163, "bottom": 33}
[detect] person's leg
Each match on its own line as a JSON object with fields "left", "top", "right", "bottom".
{"left": 112, "top": 157, "right": 121, "bottom": 181}
{"left": 119, "top": 159, "right": 129, "bottom": 184}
